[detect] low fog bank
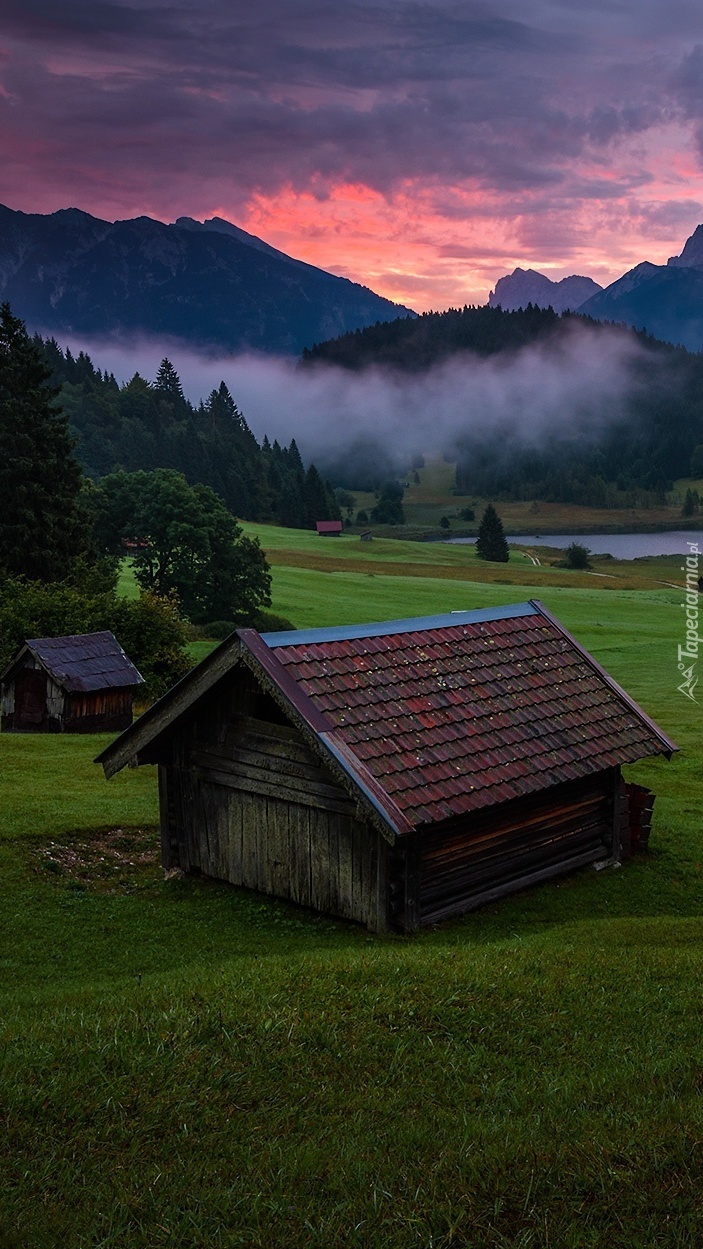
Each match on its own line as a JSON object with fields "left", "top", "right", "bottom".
{"left": 59, "top": 324, "right": 645, "bottom": 470}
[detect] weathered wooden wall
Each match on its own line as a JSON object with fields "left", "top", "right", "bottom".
{"left": 402, "top": 771, "right": 619, "bottom": 928}
{"left": 64, "top": 689, "right": 134, "bottom": 733}
{"left": 1, "top": 656, "right": 64, "bottom": 731}
{"left": 156, "top": 671, "right": 388, "bottom": 931}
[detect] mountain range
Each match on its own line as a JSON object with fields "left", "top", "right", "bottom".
{"left": 489, "top": 225, "right": 703, "bottom": 351}
{"left": 0, "top": 204, "right": 412, "bottom": 355}
{"left": 488, "top": 269, "right": 602, "bottom": 313}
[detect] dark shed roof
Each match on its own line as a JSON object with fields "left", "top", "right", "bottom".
{"left": 97, "top": 602, "right": 676, "bottom": 838}
{"left": 3, "top": 631, "right": 143, "bottom": 692}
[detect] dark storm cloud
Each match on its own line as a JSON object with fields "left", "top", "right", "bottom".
{"left": 1, "top": 0, "right": 697, "bottom": 217}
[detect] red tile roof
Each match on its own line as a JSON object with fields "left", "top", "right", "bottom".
{"left": 96, "top": 602, "right": 676, "bottom": 840}
{"left": 251, "top": 602, "right": 675, "bottom": 830}
{"left": 315, "top": 520, "right": 343, "bottom": 534}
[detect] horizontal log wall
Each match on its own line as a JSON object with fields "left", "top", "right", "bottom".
{"left": 162, "top": 707, "right": 388, "bottom": 931}
{"left": 415, "top": 772, "right": 618, "bottom": 927}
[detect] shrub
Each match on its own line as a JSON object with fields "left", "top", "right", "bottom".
{"left": 562, "top": 542, "right": 592, "bottom": 569}
{"left": 108, "top": 592, "right": 191, "bottom": 700}
{"left": 250, "top": 609, "right": 296, "bottom": 633}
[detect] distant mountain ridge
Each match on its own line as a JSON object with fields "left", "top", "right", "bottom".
{"left": 0, "top": 203, "right": 413, "bottom": 354}
{"left": 488, "top": 268, "right": 602, "bottom": 313}
{"left": 489, "top": 223, "right": 703, "bottom": 351}
{"left": 577, "top": 230, "right": 703, "bottom": 350}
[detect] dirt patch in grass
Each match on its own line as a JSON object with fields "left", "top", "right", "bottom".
{"left": 33, "top": 826, "right": 160, "bottom": 892}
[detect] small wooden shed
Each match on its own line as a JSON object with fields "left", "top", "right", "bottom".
{"left": 315, "top": 520, "right": 343, "bottom": 536}
{"left": 97, "top": 603, "right": 676, "bottom": 931}
{"left": 1, "top": 631, "right": 143, "bottom": 733}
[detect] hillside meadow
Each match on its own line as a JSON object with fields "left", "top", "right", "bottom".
{"left": 333, "top": 455, "right": 703, "bottom": 537}
{"left": 2, "top": 526, "right": 703, "bottom": 1248}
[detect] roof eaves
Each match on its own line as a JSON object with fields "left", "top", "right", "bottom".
{"left": 529, "top": 599, "right": 678, "bottom": 756}
{"left": 95, "top": 633, "right": 244, "bottom": 776}
{"left": 239, "top": 630, "right": 412, "bottom": 841}
{"left": 0, "top": 643, "right": 33, "bottom": 687}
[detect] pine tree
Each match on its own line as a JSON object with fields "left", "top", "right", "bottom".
{"left": 303, "top": 464, "right": 331, "bottom": 528}
{"left": 0, "top": 303, "right": 84, "bottom": 580}
{"left": 475, "top": 504, "right": 509, "bottom": 562}
{"left": 154, "top": 358, "right": 186, "bottom": 405}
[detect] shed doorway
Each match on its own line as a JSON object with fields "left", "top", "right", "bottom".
{"left": 14, "top": 669, "right": 47, "bottom": 728}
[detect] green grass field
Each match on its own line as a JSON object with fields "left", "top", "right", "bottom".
{"left": 335, "top": 457, "right": 703, "bottom": 536}
{"left": 2, "top": 529, "right": 702, "bottom": 1247}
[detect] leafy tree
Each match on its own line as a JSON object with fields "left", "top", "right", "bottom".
{"left": 356, "top": 510, "right": 369, "bottom": 525}
{"left": 335, "top": 488, "right": 357, "bottom": 517}
{"left": 89, "top": 469, "right": 271, "bottom": 625}
{"left": 371, "top": 481, "right": 405, "bottom": 525}
{"left": 563, "top": 542, "right": 592, "bottom": 569}
{"left": 0, "top": 303, "right": 84, "bottom": 580}
{"left": 475, "top": 504, "right": 509, "bottom": 562}
{"left": 440, "top": 516, "right": 450, "bottom": 530}
{"left": 458, "top": 507, "right": 475, "bottom": 521}
{"left": 691, "top": 445, "right": 703, "bottom": 478}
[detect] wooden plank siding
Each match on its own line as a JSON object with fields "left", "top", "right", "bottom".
{"left": 161, "top": 702, "right": 388, "bottom": 931}
{"left": 413, "top": 772, "right": 619, "bottom": 927}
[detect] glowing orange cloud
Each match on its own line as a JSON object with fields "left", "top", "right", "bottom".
{"left": 228, "top": 166, "right": 703, "bottom": 313}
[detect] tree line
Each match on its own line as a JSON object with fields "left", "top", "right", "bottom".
{"left": 42, "top": 340, "right": 340, "bottom": 528}
{"left": 0, "top": 304, "right": 312, "bottom": 695}
{"left": 304, "top": 305, "right": 703, "bottom": 506}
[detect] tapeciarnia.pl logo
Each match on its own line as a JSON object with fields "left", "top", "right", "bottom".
{"left": 678, "top": 541, "right": 700, "bottom": 702}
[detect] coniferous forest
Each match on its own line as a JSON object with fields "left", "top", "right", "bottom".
{"left": 40, "top": 339, "right": 340, "bottom": 527}
{"left": 30, "top": 305, "right": 703, "bottom": 514}
{"left": 305, "top": 306, "right": 703, "bottom": 506}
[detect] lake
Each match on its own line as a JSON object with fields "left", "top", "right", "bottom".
{"left": 447, "top": 530, "right": 703, "bottom": 560}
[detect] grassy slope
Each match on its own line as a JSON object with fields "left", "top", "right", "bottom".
{"left": 2, "top": 529, "right": 702, "bottom": 1248}
{"left": 345, "top": 457, "right": 703, "bottom": 536}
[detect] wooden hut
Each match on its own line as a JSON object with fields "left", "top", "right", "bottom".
{"left": 1, "top": 631, "right": 143, "bottom": 733}
{"left": 96, "top": 603, "right": 676, "bottom": 931}
{"left": 315, "top": 520, "right": 343, "bottom": 536}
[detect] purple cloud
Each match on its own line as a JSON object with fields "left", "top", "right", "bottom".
{"left": 2, "top": 0, "right": 703, "bottom": 304}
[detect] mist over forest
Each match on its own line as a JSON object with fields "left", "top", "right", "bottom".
{"left": 45, "top": 305, "right": 703, "bottom": 511}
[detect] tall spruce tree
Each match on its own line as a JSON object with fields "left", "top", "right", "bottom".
{"left": 0, "top": 303, "right": 84, "bottom": 580}
{"left": 475, "top": 503, "right": 509, "bottom": 563}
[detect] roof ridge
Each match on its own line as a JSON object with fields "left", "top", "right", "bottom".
{"left": 262, "top": 602, "right": 539, "bottom": 649}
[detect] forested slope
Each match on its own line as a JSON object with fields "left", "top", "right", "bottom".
{"left": 41, "top": 340, "right": 340, "bottom": 527}
{"left": 305, "top": 306, "right": 703, "bottom": 506}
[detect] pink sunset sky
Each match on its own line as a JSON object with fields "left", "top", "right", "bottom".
{"left": 3, "top": 0, "right": 703, "bottom": 311}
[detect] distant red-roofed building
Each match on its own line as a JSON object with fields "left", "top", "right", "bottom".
{"left": 96, "top": 603, "right": 676, "bottom": 931}
{"left": 315, "top": 520, "right": 343, "bottom": 536}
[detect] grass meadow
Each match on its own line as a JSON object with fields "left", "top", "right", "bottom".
{"left": 334, "top": 456, "right": 703, "bottom": 536}
{"left": 2, "top": 525, "right": 702, "bottom": 1247}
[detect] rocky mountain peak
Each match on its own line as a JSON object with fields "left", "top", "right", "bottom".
{"left": 667, "top": 223, "right": 703, "bottom": 270}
